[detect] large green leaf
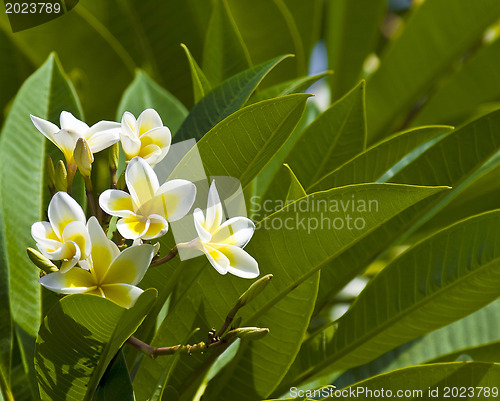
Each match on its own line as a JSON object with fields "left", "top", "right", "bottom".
{"left": 387, "top": 109, "right": 500, "bottom": 235}
{"left": 365, "top": 0, "right": 500, "bottom": 142}
{"left": 343, "top": 362, "right": 500, "bottom": 394}
{"left": 116, "top": 70, "right": 188, "bottom": 134}
{"left": 309, "top": 126, "right": 452, "bottom": 192}
{"left": 181, "top": 44, "right": 212, "bottom": 104}
{"left": 0, "top": 54, "right": 82, "bottom": 398}
{"left": 249, "top": 72, "right": 331, "bottom": 105}
{"left": 412, "top": 37, "right": 500, "bottom": 127}
{"left": 94, "top": 351, "right": 134, "bottom": 401}
{"left": 35, "top": 290, "right": 156, "bottom": 401}
{"left": 284, "top": 210, "right": 500, "bottom": 387}
{"left": 202, "top": 0, "right": 252, "bottom": 85}
{"left": 286, "top": 80, "right": 366, "bottom": 189}
{"left": 174, "top": 55, "right": 291, "bottom": 142}
{"left": 0, "top": 212, "right": 12, "bottom": 401}
{"left": 199, "top": 184, "right": 447, "bottom": 400}
{"left": 325, "top": 0, "right": 386, "bottom": 99}
{"left": 173, "top": 93, "right": 310, "bottom": 188}
{"left": 336, "top": 299, "right": 500, "bottom": 387}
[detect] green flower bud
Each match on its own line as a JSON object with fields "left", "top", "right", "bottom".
{"left": 109, "top": 142, "right": 120, "bottom": 171}
{"left": 27, "top": 248, "right": 58, "bottom": 274}
{"left": 45, "top": 157, "right": 55, "bottom": 191}
{"left": 74, "top": 138, "right": 93, "bottom": 178}
{"left": 238, "top": 274, "right": 273, "bottom": 307}
{"left": 223, "top": 327, "right": 269, "bottom": 342}
{"left": 55, "top": 160, "right": 68, "bottom": 192}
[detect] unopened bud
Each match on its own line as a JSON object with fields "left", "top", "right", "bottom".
{"left": 109, "top": 142, "right": 119, "bottom": 171}
{"left": 238, "top": 274, "right": 273, "bottom": 307}
{"left": 223, "top": 327, "right": 269, "bottom": 342}
{"left": 74, "top": 138, "right": 93, "bottom": 177}
{"left": 45, "top": 157, "right": 55, "bottom": 191}
{"left": 55, "top": 160, "right": 67, "bottom": 192}
{"left": 27, "top": 248, "right": 58, "bottom": 274}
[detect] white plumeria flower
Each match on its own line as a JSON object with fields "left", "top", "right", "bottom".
{"left": 39, "top": 217, "right": 155, "bottom": 309}
{"left": 31, "top": 192, "right": 91, "bottom": 272}
{"left": 99, "top": 156, "right": 196, "bottom": 240}
{"left": 30, "top": 111, "right": 120, "bottom": 166}
{"left": 120, "top": 109, "right": 171, "bottom": 166}
{"left": 189, "top": 181, "right": 259, "bottom": 279}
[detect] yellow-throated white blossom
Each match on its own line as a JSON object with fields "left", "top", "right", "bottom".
{"left": 30, "top": 111, "right": 120, "bottom": 166}
{"left": 31, "top": 191, "right": 91, "bottom": 272}
{"left": 188, "top": 181, "right": 259, "bottom": 279}
{"left": 120, "top": 109, "right": 171, "bottom": 166}
{"left": 99, "top": 156, "right": 196, "bottom": 240}
{"left": 39, "top": 217, "right": 155, "bottom": 308}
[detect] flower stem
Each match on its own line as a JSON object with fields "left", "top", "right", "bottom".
{"left": 125, "top": 335, "right": 225, "bottom": 359}
{"left": 150, "top": 246, "right": 178, "bottom": 267}
{"left": 66, "top": 162, "right": 77, "bottom": 193}
{"left": 84, "top": 176, "right": 98, "bottom": 218}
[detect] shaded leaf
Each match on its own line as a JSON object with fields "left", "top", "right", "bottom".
{"left": 175, "top": 55, "right": 292, "bottom": 142}
{"left": 35, "top": 290, "right": 156, "bottom": 401}
{"left": 181, "top": 43, "right": 212, "bottom": 104}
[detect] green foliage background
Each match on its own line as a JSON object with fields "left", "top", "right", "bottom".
{"left": 1, "top": 0, "right": 500, "bottom": 400}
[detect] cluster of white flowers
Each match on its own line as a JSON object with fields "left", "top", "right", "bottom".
{"left": 30, "top": 109, "right": 259, "bottom": 308}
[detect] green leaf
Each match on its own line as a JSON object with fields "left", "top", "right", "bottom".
{"left": 286, "top": 210, "right": 500, "bottom": 386}
{"left": 286, "top": 80, "right": 366, "bottom": 190}
{"left": 412, "top": 37, "right": 500, "bottom": 127}
{"left": 0, "top": 213, "right": 12, "bottom": 401}
{"left": 325, "top": 0, "right": 386, "bottom": 99}
{"left": 116, "top": 70, "right": 188, "bottom": 135}
{"left": 174, "top": 93, "right": 311, "bottom": 188}
{"left": 249, "top": 71, "right": 331, "bottom": 105}
{"left": 134, "top": 184, "right": 447, "bottom": 400}
{"left": 174, "top": 55, "right": 292, "bottom": 142}
{"left": 309, "top": 125, "right": 453, "bottom": 192}
{"left": 0, "top": 53, "right": 82, "bottom": 399}
{"left": 387, "top": 109, "right": 500, "bottom": 235}
{"left": 93, "top": 351, "right": 134, "bottom": 401}
{"left": 202, "top": 0, "right": 252, "bottom": 85}
{"left": 343, "top": 362, "right": 500, "bottom": 394}
{"left": 35, "top": 290, "right": 156, "bottom": 401}
{"left": 336, "top": 299, "right": 500, "bottom": 387}
{"left": 365, "top": 0, "right": 500, "bottom": 142}
{"left": 181, "top": 43, "right": 212, "bottom": 104}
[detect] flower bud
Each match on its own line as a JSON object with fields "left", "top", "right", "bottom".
{"left": 55, "top": 160, "right": 68, "bottom": 192}
{"left": 27, "top": 248, "right": 58, "bottom": 274}
{"left": 109, "top": 142, "right": 120, "bottom": 172}
{"left": 223, "top": 327, "right": 269, "bottom": 342}
{"left": 74, "top": 138, "right": 93, "bottom": 177}
{"left": 238, "top": 274, "right": 273, "bottom": 307}
{"left": 45, "top": 157, "right": 55, "bottom": 192}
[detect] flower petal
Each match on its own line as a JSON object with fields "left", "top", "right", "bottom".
{"left": 85, "top": 121, "right": 120, "bottom": 153}
{"left": 202, "top": 243, "right": 229, "bottom": 275}
{"left": 211, "top": 217, "right": 255, "bottom": 247}
{"left": 52, "top": 129, "right": 81, "bottom": 162}
{"left": 138, "top": 144, "right": 163, "bottom": 165}
{"left": 30, "top": 115, "right": 60, "bottom": 143}
{"left": 219, "top": 245, "right": 259, "bottom": 279}
{"left": 62, "top": 221, "right": 91, "bottom": 259}
{"left": 32, "top": 221, "right": 60, "bottom": 248}
{"left": 142, "top": 215, "right": 168, "bottom": 240}
{"left": 99, "top": 189, "right": 136, "bottom": 218}
{"left": 86, "top": 216, "right": 120, "bottom": 281}
{"left": 138, "top": 126, "right": 171, "bottom": 163}
{"left": 102, "top": 243, "right": 154, "bottom": 286}
{"left": 116, "top": 216, "right": 150, "bottom": 240}
{"left": 205, "top": 180, "right": 224, "bottom": 232}
{"left": 137, "top": 109, "right": 163, "bottom": 135}
{"left": 48, "top": 192, "right": 86, "bottom": 237}
{"left": 126, "top": 157, "right": 159, "bottom": 209}
{"left": 193, "top": 208, "right": 211, "bottom": 243}
{"left": 150, "top": 179, "right": 196, "bottom": 221}
{"left": 120, "top": 112, "right": 141, "bottom": 159}
{"left": 59, "top": 241, "right": 81, "bottom": 273}
{"left": 101, "top": 283, "right": 144, "bottom": 309}
{"left": 39, "top": 267, "right": 96, "bottom": 294}
{"left": 60, "top": 111, "right": 89, "bottom": 135}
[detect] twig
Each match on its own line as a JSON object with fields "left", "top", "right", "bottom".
{"left": 126, "top": 336, "right": 225, "bottom": 359}
{"left": 150, "top": 246, "right": 178, "bottom": 267}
